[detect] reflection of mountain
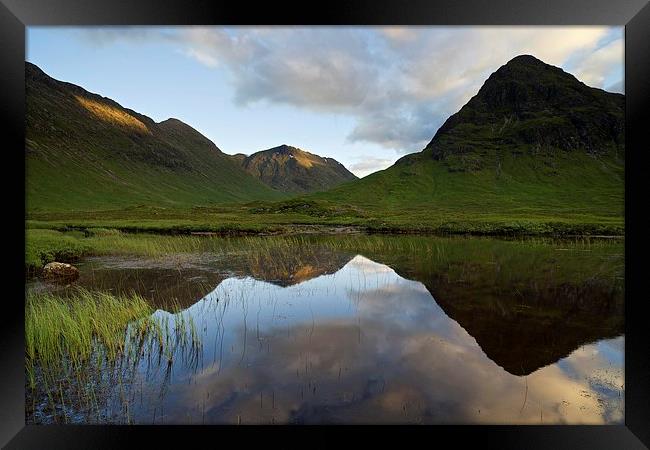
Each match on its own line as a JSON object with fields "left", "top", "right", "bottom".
{"left": 383, "top": 262, "right": 624, "bottom": 376}
{"left": 71, "top": 243, "right": 623, "bottom": 376}
{"left": 420, "top": 276, "right": 622, "bottom": 375}
{"left": 170, "top": 247, "right": 623, "bottom": 376}
{"left": 76, "top": 259, "right": 225, "bottom": 309}
{"left": 240, "top": 248, "right": 354, "bottom": 287}
{"left": 68, "top": 249, "right": 355, "bottom": 309}
{"left": 125, "top": 254, "right": 623, "bottom": 425}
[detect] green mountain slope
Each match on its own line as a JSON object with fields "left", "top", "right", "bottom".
{"left": 26, "top": 62, "right": 286, "bottom": 212}
{"left": 315, "top": 55, "right": 624, "bottom": 229}
{"left": 236, "top": 144, "right": 357, "bottom": 193}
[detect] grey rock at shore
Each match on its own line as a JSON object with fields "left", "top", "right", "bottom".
{"left": 42, "top": 262, "right": 80, "bottom": 281}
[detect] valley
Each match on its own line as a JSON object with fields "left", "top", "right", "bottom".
{"left": 26, "top": 55, "right": 624, "bottom": 238}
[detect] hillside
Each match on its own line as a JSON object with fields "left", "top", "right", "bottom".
{"left": 25, "top": 62, "right": 286, "bottom": 211}
{"left": 314, "top": 55, "right": 624, "bottom": 230}
{"left": 237, "top": 145, "right": 357, "bottom": 193}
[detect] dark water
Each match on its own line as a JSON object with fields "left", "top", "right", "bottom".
{"left": 27, "top": 236, "right": 624, "bottom": 424}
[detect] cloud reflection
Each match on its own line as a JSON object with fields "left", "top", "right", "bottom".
{"left": 125, "top": 255, "right": 623, "bottom": 424}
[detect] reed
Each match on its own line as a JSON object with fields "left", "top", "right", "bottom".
{"left": 25, "top": 288, "right": 154, "bottom": 374}
{"left": 25, "top": 287, "right": 208, "bottom": 423}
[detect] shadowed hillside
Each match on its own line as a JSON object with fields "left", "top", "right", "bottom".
{"left": 25, "top": 62, "right": 287, "bottom": 211}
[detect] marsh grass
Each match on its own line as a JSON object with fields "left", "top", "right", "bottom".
{"left": 26, "top": 229, "right": 624, "bottom": 286}
{"left": 25, "top": 289, "right": 203, "bottom": 423}
{"left": 25, "top": 229, "right": 92, "bottom": 272}
{"left": 25, "top": 289, "right": 153, "bottom": 372}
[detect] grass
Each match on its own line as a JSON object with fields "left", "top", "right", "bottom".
{"left": 25, "top": 149, "right": 624, "bottom": 237}
{"left": 312, "top": 151, "right": 624, "bottom": 232}
{"left": 26, "top": 116, "right": 624, "bottom": 237}
{"left": 26, "top": 229, "right": 93, "bottom": 272}
{"left": 25, "top": 288, "right": 202, "bottom": 423}
{"left": 25, "top": 289, "right": 154, "bottom": 372}
{"left": 25, "top": 289, "right": 153, "bottom": 423}
{"left": 26, "top": 228, "right": 211, "bottom": 272}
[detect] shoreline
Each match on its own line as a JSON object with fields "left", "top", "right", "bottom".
{"left": 27, "top": 222, "right": 625, "bottom": 239}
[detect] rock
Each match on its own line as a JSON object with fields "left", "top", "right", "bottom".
{"left": 42, "top": 262, "right": 79, "bottom": 281}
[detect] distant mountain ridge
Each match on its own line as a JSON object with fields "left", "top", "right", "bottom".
{"left": 25, "top": 62, "right": 286, "bottom": 211}
{"left": 236, "top": 144, "right": 357, "bottom": 193}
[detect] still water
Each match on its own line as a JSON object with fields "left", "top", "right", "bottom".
{"left": 27, "top": 235, "right": 624, "bottom": 424}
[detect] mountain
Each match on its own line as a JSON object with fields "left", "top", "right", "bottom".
{"left": 236, "top": 144, "right": 357, "bottom": 193}
{"left": 418, "top": 54, "right": 624, "bottom": 167}
{"left": 25, "top": 62, "right": 286, "bottom": 211}
{"left": 315, "top": 55, "right": 624, "bottom": 228}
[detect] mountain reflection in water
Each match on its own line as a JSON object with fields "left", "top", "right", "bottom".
{"left": 96, "top": 254, "right": 623, "bottom": 425}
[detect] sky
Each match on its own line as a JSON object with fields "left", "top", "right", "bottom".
{"left": 26, "top": 26, "right": 624, "bottom": 177}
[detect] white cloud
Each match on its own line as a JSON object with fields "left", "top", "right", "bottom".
{"left": 349, "top": 156, "right": 395, "bottom": 178}
{"left": 571, "top": 38, "right": 624, "bottom": 89}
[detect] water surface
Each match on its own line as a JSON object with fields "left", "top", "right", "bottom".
{"left": 27, "top": 235, "right": 624, "bottom": 424}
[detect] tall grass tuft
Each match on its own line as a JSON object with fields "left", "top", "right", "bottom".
{"left": 25, "top": 288, "right": 206, "bottom": 423}
{"left": 25, "top": 289, "right": 153, "bottom": 376}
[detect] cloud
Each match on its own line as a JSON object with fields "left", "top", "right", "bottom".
{"left": 349, "top": 157, "right": 395, "bottom": 177}
{"left": 75, "top": 26, "right": 624, "bottom": 154}
{"left": 347, "top": 106, "right": 440, "bottom": 154}
{"left": 172, "top": 28, "right": 378, "bottom": 111}
{"left": 606, "top": 79, "right": 624, "bottom": 93}
{"left": 76, "top": 26, "right": 174, "bottom": 46}
{"left": 571, "top": 37, "right": 624, "bottom": 89}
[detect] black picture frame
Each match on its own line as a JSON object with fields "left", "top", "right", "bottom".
{"left": 1, "top": 0, "right": 648, "bottom": 448}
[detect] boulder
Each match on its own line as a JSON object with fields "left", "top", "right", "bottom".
{"left": 42, "top": 262, "right": 79, "bottom": 281}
